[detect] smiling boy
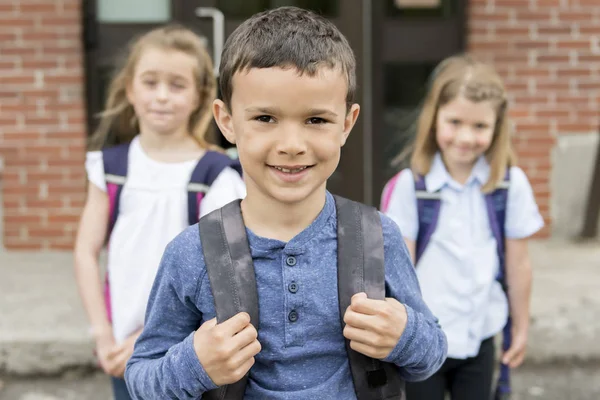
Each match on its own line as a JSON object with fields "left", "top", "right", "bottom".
{"left": 125, "top": 7, "right": 447, "bottom": 399}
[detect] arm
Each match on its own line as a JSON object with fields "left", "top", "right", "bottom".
{"left": 342, "top": 216, "right": 446, "bottom": 382}
{"left": 73, "top": 182, "right": 115, "bottom": 369}
{"left": 502, "top": 167, "right": 544, "bottom": 368}
{"left": 380, "top": 217, "right": 447, "bottom": 381}
{"left": 125, "top": 228, "right": 217, "bottom": 399}
{"left": 381, "top": 169, "right": 418, "bottom": 265}
{"left": 403, "top": 239, "right": 416, "bottom": 265}
{"left": 502, "top": 238, "right": 532, "bottom": 367}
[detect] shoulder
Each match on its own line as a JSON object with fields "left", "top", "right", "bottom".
{"left": 161, "top": 224, "right": 207, "bottom": 281}
{"left": 379, "top": 212, "right": 405, "bottom": 246}
{"left": 508, "top": 166, "right": 530, "bottom": 187}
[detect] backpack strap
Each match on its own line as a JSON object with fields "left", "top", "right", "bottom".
{"left": 102, "top": 142, "right": 131, "bottom": 241}
{"left": 414, "top": 175, "right": 442, "bottom": 263}
{"left": 487, "top": 170, "right": 512, "bottom": 400}
{"left": 334, "top": 195, "right": 405, "bottom": 400}
{"left": 187, "top": 151, "right": 243, "bottom": 225}
{"left": 380, "top": 171, "right": 403, "bottom": 213}
{"left": 199, "top": 199, "right": 258, "bottom": 400}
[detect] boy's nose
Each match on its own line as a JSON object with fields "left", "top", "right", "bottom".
{"left": 277, "top": 126, "right": 307, "bottom": 156}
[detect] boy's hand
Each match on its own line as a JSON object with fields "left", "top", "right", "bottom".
{"left": 193, "top": 312, "right": 261, "bottom": 386}
{"left": 343, "top": 292, "right": 407, "bottom": 360}
{"left": 502, "top": 327, "right": 528, "bottom": 368}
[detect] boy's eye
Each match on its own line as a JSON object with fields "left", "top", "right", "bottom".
{"left": 449, "top": 119, "right": 461, "bottom": 125}
{"left": 307, "top": 117, "right": 327, "bottom": 125}
{"left": 171, "top": 82, "right": 186, "bottom": 89}
{"left": 474, "top": 123, "right": 488, "bottom": 130}
{"left": 255, "top": 115, "right": 274, "bottom": 123}
{"left": 143, "top": 80, "right": 157, "bottom": 87}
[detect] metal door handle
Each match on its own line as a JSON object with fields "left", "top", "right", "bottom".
{"left": 196, "top": 7, "right": 224, "bottom": 77}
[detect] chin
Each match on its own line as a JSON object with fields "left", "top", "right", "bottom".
{"left": 266, "top": 185, "right": 325, "bottom": 205}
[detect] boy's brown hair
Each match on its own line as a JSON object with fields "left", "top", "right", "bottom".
{"left": 218, "top": 6, "right": 356, "bottom": 111}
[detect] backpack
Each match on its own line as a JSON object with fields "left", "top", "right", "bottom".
{"left": 381, "top": 170, "right": 512, "bottom": 400}
{"left": 198, "top": 196, "right": 406, "bottom": 400}
{"left": 101, "top": 142, "right": 243, "bottom": 322}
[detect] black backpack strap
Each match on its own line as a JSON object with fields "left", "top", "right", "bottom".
{"left": 199, "top": 199, "right": 258, "bottom": 400}
{"left": 334, "top": 195, "right": 405, "bottom": 400}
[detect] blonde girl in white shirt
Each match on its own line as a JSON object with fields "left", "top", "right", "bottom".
{"left": 73, "top": 25, "right": 245, "bottom": 400}
{"left": 382, "top": 54, "right": 543, "bottom": 400}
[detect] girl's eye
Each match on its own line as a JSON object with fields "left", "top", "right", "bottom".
{"left": 307, "top": 117, "right": 327, "bottom": 125}
{"left": 449, "top": 119, "right": 461, "bottom": 125}
{"left": 171, "top": 82, "right": 185, "bottom": 90}
{"left": 143, "top": 80, "right": 157, "bottom": 87}
{"left": 474, "top": 123, "right": 488, "bottom": 130}
{"left": 255, "top": 115, "right": 274, "bottom": 123}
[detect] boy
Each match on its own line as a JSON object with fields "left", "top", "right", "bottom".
{"left": 125, "top": 7, "right": 447, "bottom": 399}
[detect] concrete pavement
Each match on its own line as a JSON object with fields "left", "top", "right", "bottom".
{"left": 0, "top": 239, "right": 598, "bottom": 376}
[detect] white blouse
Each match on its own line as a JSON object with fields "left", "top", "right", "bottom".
{"left": 85, "top": 137, "right": 246, "bottom": 343}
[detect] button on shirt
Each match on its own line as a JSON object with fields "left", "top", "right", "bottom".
{"left": 385, "top": 154, "right": 544, "bottom": 359}
{"left": 126, "top": 192, "right": 448, "bottom": 400}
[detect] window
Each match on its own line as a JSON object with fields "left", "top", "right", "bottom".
{"left": 216, "top": 0, "right": 338, "bottom": 18}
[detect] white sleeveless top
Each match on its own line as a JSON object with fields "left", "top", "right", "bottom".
{"left": 85, "top": 137, "right": 246, "bottom": 343}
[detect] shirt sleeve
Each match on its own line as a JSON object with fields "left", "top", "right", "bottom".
{"left": 85, "top": 151, "right": 106, "bottom": 192}
{"left": 505, "top": 166, "right": 545, "bottom": 239}
{"left": 380, "top": 214, "right": 448, "bottom": 381}
{"left": 382, "top": 169, "right": 418, "bottom": 241}
{"left": 125, "top": 226, "right": 218, "bottom": 398}
{"left": 199, "top": 167, "right": 247, "bottom": 218}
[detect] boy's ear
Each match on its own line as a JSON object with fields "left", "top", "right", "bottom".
{"left": 341, "top": 103, "right": 360, "bottom": 147}
{"left": 213, "top": 99, "right": 235, "bottom": 145}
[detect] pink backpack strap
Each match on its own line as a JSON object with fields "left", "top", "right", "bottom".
{"left": 380, "top": 171, "right": 404, "bottom": 213}
{"left": 101, "top": 142, "right": 131, "bottom": 323}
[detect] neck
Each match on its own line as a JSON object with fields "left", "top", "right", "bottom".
{"left": 241, "top": 184, "right": 327, "bottom": 242}
{"left": 442, "top": 157, "right": 474, "bottom": 185}
{"left": 138, "top": 126, "right": 196, "bottom": 152}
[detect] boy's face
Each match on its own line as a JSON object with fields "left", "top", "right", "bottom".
{"left": 214, "top": 66, "right": 360, "bottom": 206}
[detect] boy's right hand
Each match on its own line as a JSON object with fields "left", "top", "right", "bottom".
{"left": 193, "top": 312, "right": 261, "bottom": 386}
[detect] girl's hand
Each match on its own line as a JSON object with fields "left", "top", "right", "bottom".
{"left": 104, "top": 329, "right": 143, "bottom": 378}
{"left": 95, "top": 328, "right": 118, "bottom": 376}
{"left": 502, "top": 327, "right": 528, "bottom": 368}
{"left": 342, "top": 293, "right": 407, "bottom": 359}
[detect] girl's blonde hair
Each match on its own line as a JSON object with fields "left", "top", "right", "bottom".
{"left": 88, "top": 24, "right": 217, "bottom": 150}
{"left": 408, "top": 54, "right": 516, "bottom": 193}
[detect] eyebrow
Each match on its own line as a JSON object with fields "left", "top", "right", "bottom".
{"left": 139, "top": 70, "right": 189, "bottom": 82}
{"left": 245, "top": 106, "right": 339, "bottom": 118}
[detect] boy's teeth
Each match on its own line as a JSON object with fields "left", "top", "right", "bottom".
{"left": 275, "top": 166, "right": 307, "bottom": 173}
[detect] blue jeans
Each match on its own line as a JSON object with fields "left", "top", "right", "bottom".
{"left": 111, "top": 377, "right": 133, "bottom": 400}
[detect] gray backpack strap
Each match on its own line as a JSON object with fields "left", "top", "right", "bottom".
{"left": 334, "top": 195, "right": 406, "bottom": 400}
{"left": 199, "top": 199, "right": 259, "bottom": 400}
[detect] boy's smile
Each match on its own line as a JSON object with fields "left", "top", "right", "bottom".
{"left": 214, "top": 66, "right": 360, "bottom": 207}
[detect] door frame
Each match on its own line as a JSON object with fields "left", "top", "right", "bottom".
{"left": 369, "top": 0, "right": 467, "bottom": 206}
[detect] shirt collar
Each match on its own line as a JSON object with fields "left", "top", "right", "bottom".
{"left": 425, "top": 152, "right": 490, "bottom": 192}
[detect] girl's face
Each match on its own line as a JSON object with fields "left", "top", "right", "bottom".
{"left": 127, "top": 47, "right": 199, "bottom": 138}
{"left": 435, "top": 94, "right": 497, "bottom": 171}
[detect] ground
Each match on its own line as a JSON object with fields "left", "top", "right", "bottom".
{"left": 0, "top": 364, "right": 598, "bottom": 400}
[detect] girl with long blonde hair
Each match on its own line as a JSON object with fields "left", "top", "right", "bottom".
{"left": 381, "top": 54, "right": 543, "bottom": 400}
{"left": 74, "top": 25, "right": 245, "bottom": 399}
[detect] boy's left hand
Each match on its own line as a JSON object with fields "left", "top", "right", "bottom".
{"left": 343, "top": 292, "right": 407, "bottom": 360}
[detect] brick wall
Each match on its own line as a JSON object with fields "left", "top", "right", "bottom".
{"left": 0, "top": 0, "right": 86, "bottom": 250}
{"left": 468, "top": 0, "right": 600, "bottom": 237}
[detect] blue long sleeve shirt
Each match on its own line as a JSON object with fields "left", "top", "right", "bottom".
{"left": 126, "top": 192, "right": 447, "bottom": 399}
